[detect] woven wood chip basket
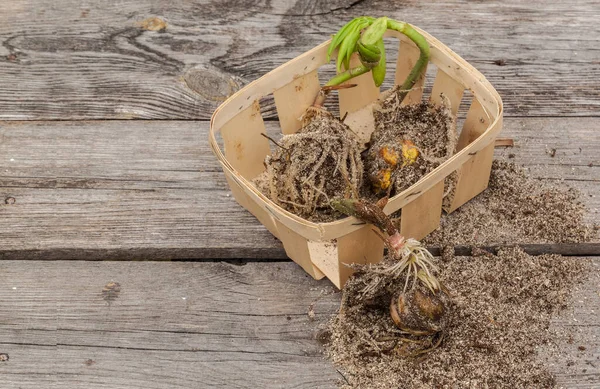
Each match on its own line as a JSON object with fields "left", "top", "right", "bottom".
{"left": 210, "top": 26, "right": 503, "bottom": 288}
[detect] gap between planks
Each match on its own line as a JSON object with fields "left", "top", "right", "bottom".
{"left": 2, "top": 243, "right": 599, "bottom": 262}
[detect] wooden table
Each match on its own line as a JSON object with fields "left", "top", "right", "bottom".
{"left": 1, "top": 1, "right": 598, "bottom": 387}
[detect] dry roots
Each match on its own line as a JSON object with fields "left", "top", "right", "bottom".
{"left": 337, "top": 253, "right": 448, "bottom": 358}
{"left": 366, "top": 87, "right": 458, "bottom": 195}
{"left": 255, "top": 110, "right": 364, "bottom": 222}
{"left": 361, "top": 238, "right": 441, "bottom": 299}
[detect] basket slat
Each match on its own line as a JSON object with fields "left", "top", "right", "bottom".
{"left": 448, "top": 142, "right": 495, "bottom": 213}
{"left": 336, "top": 225, "right": 385, "bottom": 287}
{"left": 448, "top": 99, "right": 496, "bottom": 212}
{"left": 277, "top": 222, "right": 326, "bottom": 279}
{"left": 400, "top": 180, "right": 445, "bottom": 240}
{"left": 220, "top": 101, "right": 270, "bottom": 180}
{"left": 456, "top": 98, "right": 490, "bottom": 151}
{"left": 430, "top": 69, "right": 465, "bottom": 116}
{"left": 395, "top": 39, "right": 427, "bottom": 105}
{"left": 224, "top": 173, "right": 280, "bottom": 239}
{"left": 274, "top": 70, "right": 321, "bottom": 135}
{"left": 307, "top": 240, "right": 339, "bottom": 283}
{"left": 338, "top": 54, "right": 381, "bottom": 116}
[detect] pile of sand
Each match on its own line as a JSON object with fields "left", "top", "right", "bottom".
{"left": 324, "top": 161, "right": 596, "bottom": 388}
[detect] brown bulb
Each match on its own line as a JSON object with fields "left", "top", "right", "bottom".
{"left": 413, "top": 289, "right": 445, "bottom": 321}
{"left": 390, "top": 287, "right": 446, "bottom": 335}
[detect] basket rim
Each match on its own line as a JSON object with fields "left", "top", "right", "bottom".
{"left": 209, "top": 25, "right": 504, "bottom": 239}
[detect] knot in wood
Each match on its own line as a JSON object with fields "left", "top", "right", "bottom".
{"left": 183, "top": 67, "right": 241, "bottom": 102}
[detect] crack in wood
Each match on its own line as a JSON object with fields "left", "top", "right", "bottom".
{"left": 55, "top": 343, "right": 318, "bottom": 356}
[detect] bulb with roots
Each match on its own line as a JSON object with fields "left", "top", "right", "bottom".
{"left": 332, "top": 198, "right": 448, "bottom": 336}
{"left": 391, "top": 281, "right": 447, "bottom": 336}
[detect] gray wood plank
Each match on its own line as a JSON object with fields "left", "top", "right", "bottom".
{"left": 0, "top": 0, "right": 599, "bottom": 120}
{"left": 0, "top": 260, "right": 597, "bottom": 388}
{"left": 0, "top": 260, "right": 341, "bottom": 388}
{"left": 0, "top": 118, "right": 598, "bottom": 260}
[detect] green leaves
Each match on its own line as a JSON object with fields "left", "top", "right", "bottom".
{"left": 358, "top": 17, "right": 388, "bottom": 86}
{"left": 327, "top": 16, "right": 387, "bottom": 79}
{"left": 325, "top": 16, "right": 430, "bottom": 93}
{"left": 327, "top": 16, "right": 374, "bottom": 72}
{"left": 371, "top": 38, "right": 386, "bottom": 87}
{"left": 357, "top": 40, "right": 380, "bottom": 65}
{"left": 360, "top": 16, "right": 388, "bottom": 46}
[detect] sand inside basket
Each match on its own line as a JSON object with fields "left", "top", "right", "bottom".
{"left": 365, "top": 90, "right": 457, "bottom": 196}
{"left": 323, "top": 161, "right": 598, "bottom": 389}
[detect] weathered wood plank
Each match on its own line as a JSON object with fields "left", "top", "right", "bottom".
{"left": 0, "top": 261, "right": 341, "bottom": 388}
{"left": 0, "top": 0, "right": 598, "bottom": 120}
{"left": 0, "top": 118, "right": 597, "bottom": 260}
{"left": 0, "top": 260, "right": 597, "bottom": 388}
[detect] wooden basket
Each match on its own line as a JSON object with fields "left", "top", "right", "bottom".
{"left": 209, "top": 26, "right": 503, "bottom": 289}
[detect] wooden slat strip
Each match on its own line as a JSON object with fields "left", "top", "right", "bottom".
{"left": 456, "top": 98, "right": 491, "bottom": 151}
{"left": 394, "top": 40, "right": 428, "bottom": 105}
{"left": 277, "top": 222, "right": 325, "bottom": 280}
{"left": 447, "top": 99, "right": 496, "bottom": 212}
{"left": 400, "top": 180, "right": 445, "bottom": 241}
{"left": 338, "top": 54, "right": 380, "bottom": 116}
{"left": 335, "top": 224, "right": 385, "bottom": 288}
{"left": 220, "top": 100, "right": 270, "bottom": 180}
{"left": 273, "top": 70, "right": 321, "bottom": 135}
{"left": 429, "top": 68, "right": 465, "bottom": 116}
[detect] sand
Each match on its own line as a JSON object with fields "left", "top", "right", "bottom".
{"left": 324, "top": 161, "right": 596, "bottom": 388}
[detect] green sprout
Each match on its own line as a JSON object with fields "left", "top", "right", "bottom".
{"left": 314, "top": 16, "right": 430, "bottom": 107}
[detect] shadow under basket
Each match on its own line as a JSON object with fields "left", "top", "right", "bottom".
{"left": 210, "top": 26, "right": 503, "bottom": 289}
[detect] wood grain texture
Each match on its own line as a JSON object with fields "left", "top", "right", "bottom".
{"left": 0, "top": 118, "right": 598, "bottom": 260}
{"left": 0, "top": 0, "right": 599, "bottom": 120}
{"left": 400, "top": 180, "right": 444, "bottom": 240}
{"left": 0, "top": 260, "right": 597, "bottom": 388}
{"left": 0, "top": 260, "right": 341, "bottom": 388}
{"left": 0, "top": 2, "right": 598, "bottom": 387}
